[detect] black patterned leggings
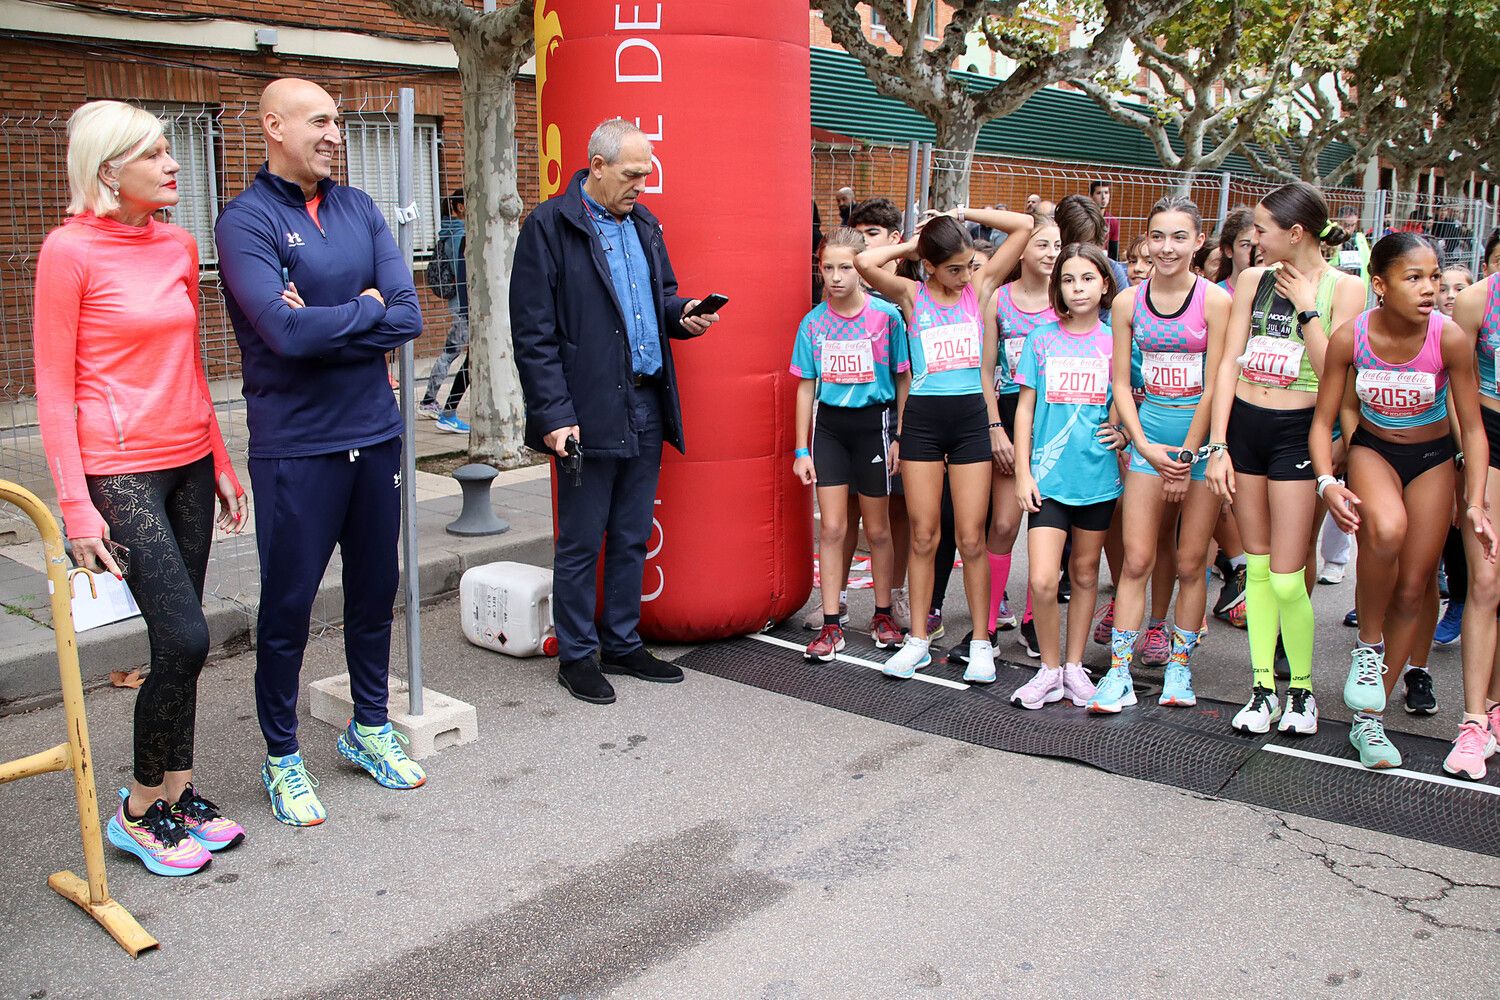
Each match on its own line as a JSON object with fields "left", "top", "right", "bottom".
{"left": 86, "top": 456, "right": 215, "bottom": 786}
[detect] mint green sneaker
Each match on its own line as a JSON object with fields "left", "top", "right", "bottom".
{"left": 337, "top": 721, "right": 427, "bottom": 790}
{"left": 262, "top": 753, "right": 326, "bottom": 827}
{"left": 1350, "top": 715, "right": 1402, "bottom": 769}
{"left": 1343, "top": 646, "right": 1388, "bottom": 713}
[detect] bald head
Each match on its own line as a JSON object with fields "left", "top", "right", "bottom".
{"left": 259, "top": 78, "right": 341, "bottom": 198}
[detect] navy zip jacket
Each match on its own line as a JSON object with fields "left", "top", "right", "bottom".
{"left": 510, "top": 169, "right": 694, "bottom": 457}
{"left": 215, "top": 164, "right": 423, "bottom": 458}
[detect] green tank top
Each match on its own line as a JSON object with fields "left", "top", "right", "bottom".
{"left": 1239, "top": 266, "right": 1341, "bottom": 394}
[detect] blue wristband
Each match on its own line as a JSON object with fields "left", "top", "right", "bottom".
{"left": 794, "top": 448, "right": 810, "bottom": 459}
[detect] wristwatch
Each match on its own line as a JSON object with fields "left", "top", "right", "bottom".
{"left": 1167, "top": 447, "right": 1196, "bottom": 464}
{"left": 1296, "top": 309, "right": 1321, "bottom": 328}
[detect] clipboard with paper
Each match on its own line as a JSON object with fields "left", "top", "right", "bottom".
{"left": 67, "top": 566, "right": 141, "bottom": 632}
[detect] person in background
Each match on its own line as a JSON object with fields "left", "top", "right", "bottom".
{"left": 1056, "top": 194, "right": 1128, "bottom": 291}
{"left": 1025, "top": 193, "right": 1041, "bottom": 214}
{"left": 36, "top": 100, "right": 249, "bottom": 875}
{"left": 419, "top": 189, "right": 471, "bottom": 434}
{"left": 837, "top": 187, "right": 856, "bottom": 226}
{"left": 1125, "top": 233, "right": 1152, "bottom": 285}
{"left": 216, "top": 78, "right": 428, "bottom": 826}
{"left": 1091, "top": 180, "right": 1120, "bottom": 259}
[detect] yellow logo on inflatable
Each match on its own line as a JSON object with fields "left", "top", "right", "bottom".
{"left": 535, "top": 0, "right": 565, "bottom": 201}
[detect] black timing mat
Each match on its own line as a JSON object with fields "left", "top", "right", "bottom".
{"left": 679, "top": 623, "right": 1500, "bottom": 857}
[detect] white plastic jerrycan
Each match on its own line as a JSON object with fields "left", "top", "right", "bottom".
{"left": 460, "top": 561, "right": 558, "bottom": 658}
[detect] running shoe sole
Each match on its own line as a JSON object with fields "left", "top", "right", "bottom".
{"left": 106, "top": 817, "right": 209, "bottom": 877}
{"left": 1087, "top": 692, "right": 1137, "bottom": 715}
{"left": 882, "top": 654, "right": 931, "bottom": 679}
{"left": 1011, "top": 687, "right": 1063, "bottom": 710}
{"left": 1158, "top": 692, "right": 1197, "bottom": 707}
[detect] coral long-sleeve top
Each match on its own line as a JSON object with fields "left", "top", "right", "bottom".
{"left": 33, "top": 212, "right": 240, "bottom": 539}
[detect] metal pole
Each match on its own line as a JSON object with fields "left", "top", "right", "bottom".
{"left": 1372, "top": 187, "right": 1388, "bottom": 239}
{"left": 918, "top": 142, "right": 933, "bottom": 217}
{"left": 904, "top": 140, "right": 919, "bottom": 236}
{"left": 396, "top": 88, "right": 424, "bottom": 715}
{"left": 1215, "top": 171, "right": 1231, "bottom": 233}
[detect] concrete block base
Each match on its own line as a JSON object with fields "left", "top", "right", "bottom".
{"left": 308, "top": 674, "right": 478, "bottom": 760}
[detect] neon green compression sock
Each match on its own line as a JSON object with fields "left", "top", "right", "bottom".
{"left": 1244, "top": 553, "right": 1277, "bottom": 690}
{"left": 1270, "top": 569, "right": 1315, "bottom": 690}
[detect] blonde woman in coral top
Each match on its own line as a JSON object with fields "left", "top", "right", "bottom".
{"left": 33, "top": 100, "right": 247, "bottom": 877}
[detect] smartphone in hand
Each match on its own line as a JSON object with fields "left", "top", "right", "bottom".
{"left": 684, "top": 293, "right": 729, "bottom": 318}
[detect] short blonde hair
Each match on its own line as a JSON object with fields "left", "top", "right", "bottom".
{"left": 65, "top": 100, "right": 165, "bottom": 216}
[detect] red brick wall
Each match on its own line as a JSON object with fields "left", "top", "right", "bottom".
{"left": 63, "top": 0, "right": 455, "bottom": 41}
{"left": 0, "top": 38, "right": 543, "bottom": 392}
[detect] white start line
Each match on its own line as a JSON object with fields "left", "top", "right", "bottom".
{"left": 750, "top": 632, "right": 1500, "bottom": 795}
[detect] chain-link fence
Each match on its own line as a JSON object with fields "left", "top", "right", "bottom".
{"left": 0, "top": 95, "right": 448, "bottom": 647}
{"left": 814, "top": 141, "right": 1497, "bottom": 277}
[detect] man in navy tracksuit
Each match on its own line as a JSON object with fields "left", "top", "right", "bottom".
{"left": 215, "top": 78, "right": 427, "bottom": 827}
{"left": 511, "top": 118, "right": 719, "bottom": 705}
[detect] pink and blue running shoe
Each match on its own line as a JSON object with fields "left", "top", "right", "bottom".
{"left": 172, "top": 784, "right": 245, "bottom": 852}
{"left": 106, "top": 789, "right": 211, "bottom": 877}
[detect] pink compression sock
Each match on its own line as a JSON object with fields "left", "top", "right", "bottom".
{"left": 987, "top": 552, "right": 1011, "bottom": 632}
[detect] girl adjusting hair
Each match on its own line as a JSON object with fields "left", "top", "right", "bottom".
{"left": 33, "top": 101, "right": 249, "bottom": 876}
{"left": 791, "top": 228, "right": 909, "bottom": 661}
{"left": 1009, "top": 244, "right": 1125, "bottom": 709}
{"left": 988, "top": 219, "right": 1061, "bottom": 659}
{"left": 1094, "top": 197, "right": 1231, "bottom": 713}
{"left": 857, "top": 207, "right": 1035, "bottom": 683}
{"left": 1206, "top": 181, "right": 1367, "bottom": 736}
{"left": 1313, "top": 233, "right": 1496, "bottom": 771}
{"left": 1446, "top": 264, "right": 1500, "bottom": 778}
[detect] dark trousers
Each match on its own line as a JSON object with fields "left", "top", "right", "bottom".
{"left": 553, "top": 386, "right": 664, "bottom": 663}
{"left": 248, "top": 437, "right": 402, "bottom": 756}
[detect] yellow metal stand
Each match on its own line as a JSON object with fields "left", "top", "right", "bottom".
{"left": 0, "top": 480, "right": 157, "bottom": 957}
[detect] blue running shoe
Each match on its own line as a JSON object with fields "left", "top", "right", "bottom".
{"left": 1087, "top": 667, "right": 1137, "bottom": 714}
{"left": 1159, "top": 662, "right": 1197, "bottom": 707}
{"left": 338, "top": 721, "right": 427, "bottom": 789}
{"left": 435, "top": 413, "right": 470, "bottom": 434}
{"left": 1433, "top": 601, "right": 1463, "bottom": 647}
{"left": 262, "top": 753, "right": 326, "bottom": 827}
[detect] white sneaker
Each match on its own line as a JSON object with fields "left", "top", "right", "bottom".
{"left": 1010, "top": 665, "right": 1063, "bottom": 709}
{"left": 891, "top": 588, "right": 911, "bottom": 632}
{"left": 1278, "top": 688, "right": 1319, "bottom": 735}
{"left": 1317, "top": 562, "right": 1346, "bottom": 585}
{"left": 1232, "top": 686, "right": 1282, "bottom": 734}
{"left": 1061, "top": 663, "right": 1096, "bottom": 706}
{"left": 882, "top": 637, "right": 931, "bottom": 679}
{"left": 963, "top": 640, "right": 997, "bottom": 684}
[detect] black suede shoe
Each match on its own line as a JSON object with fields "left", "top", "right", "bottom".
{"left": 558, "top": 656, "right": 616, "bottom": 704}
{"left": 600, "top": 646, "right": 684, "bottom": 683}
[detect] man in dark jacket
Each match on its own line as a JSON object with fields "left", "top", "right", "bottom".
{"left": 510, "top": 118, "right": 719, "bottom": 705}
{"left": 216, "top": 78, "right": 427, "bottom": 827}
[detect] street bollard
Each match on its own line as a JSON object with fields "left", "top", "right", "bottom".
{"left": 446, "top": 463, "right": 511, "bottom": 536}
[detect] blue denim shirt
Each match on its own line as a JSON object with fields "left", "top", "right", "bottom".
{"left": 581, "top": 189, "right": 663, "bottom": 377}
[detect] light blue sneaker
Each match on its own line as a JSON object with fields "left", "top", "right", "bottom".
{"left": 1350, "top": 714, "right": 1402, "bottom": 769}
{"left": 882, "top": 638, "right": 932, "bottom": 679}
{"left": 435, "top": 413, "right": 471, "bottom": 434}
{"left": 1343, "top": 646, "right": 1388, "bottom": 713}
{"left": 1087, "top": 666, "right": 1137, "bottom": 714}
{"left": 1433, "top": 600, "right": 1463, "bottom": 647}
{"left": 1159, "top": 662, "right": 1197, "bottom": 707}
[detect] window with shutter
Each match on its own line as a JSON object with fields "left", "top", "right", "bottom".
{"left": 343, "top": 114, "right": 442, "bottom": 257}
{"left": 142, "top": 103, "right": 220, "bottom": 265}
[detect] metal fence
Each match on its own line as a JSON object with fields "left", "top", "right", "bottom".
{"left": 0, "top": 95, "right": 441, "bottom": 657}
{"left": 813, "top": 141, "right": 1496, "bottom": 277}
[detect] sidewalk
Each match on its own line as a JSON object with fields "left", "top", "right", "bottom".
{"left": 0, "top": 387, "right": 556, "bottom": 712}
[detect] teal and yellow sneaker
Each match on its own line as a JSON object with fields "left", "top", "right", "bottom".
{"left": 1350, "top": 714, "right": 1402, "bottom": 769}
{"left": 337, "top": 721, "right": 427, "bottom": 790}
{"left": 262, "top": 753, "right": 326, "bottom": 827}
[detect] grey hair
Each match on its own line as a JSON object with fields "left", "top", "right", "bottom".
{"left": 587, "top": 118, "right": 650, "bottom": 164}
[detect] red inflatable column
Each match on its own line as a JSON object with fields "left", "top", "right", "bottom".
{"left": 535, "top": 2, "right": 813, "bottom": 640}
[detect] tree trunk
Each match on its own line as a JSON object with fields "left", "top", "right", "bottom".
{"left": 456, "top": 33, "right": 529, "bottom": 467}
{"left": 929, "top": 116, "right": 981, "bottom": 209}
